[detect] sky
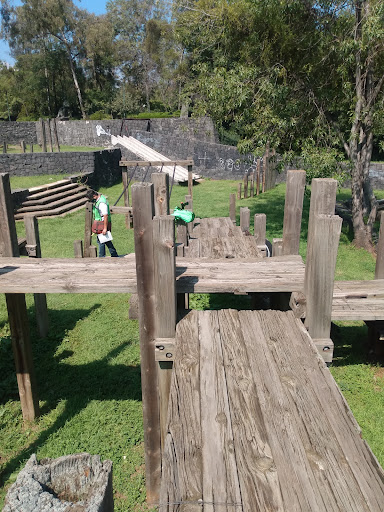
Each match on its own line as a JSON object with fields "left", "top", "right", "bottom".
{"left": 0, "top": 0, "right": 108, "bottom": 64}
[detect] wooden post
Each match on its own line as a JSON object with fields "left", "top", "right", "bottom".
{"left": 3, "top": 141, "right": 6, "bottom": 153}
{"left": 24, "top": 215, "right": 49, "bottom": 338}
{"left": 243, "top": 173, "right": 248, "bottom": 199}
{"left": 20, "top": 140, "right": 26, "bottom": 153}
{"left": 272, "top": 238, "right": 283, "bottom": 256}
{"left": 375, "top": 211, "right": 384, "bottom": 279}
{"left": 53, "top": 118, "right": 60, "bottom": 152}
{"left": 132, "top": 183, "right": 161, "bottom": 504}
{"left": 305, "top": 178, "right": 337, "bottom": 294}
{"left": 240, "top": 207, "right": 250, "bottom": 233}
{"left": 188, "top": 167, "right": 193, "bottom": 198}
{"left": 74, "top": 239, "right": 84, "bottom": 258}
{"left": 84, "top": 201, "right": 93, "bottom": 258}
{"left": 305, "top": 214, "right": 342, "bottom": 362}
{"left": 237, "top": 182, "right": 242, "bottom": 200}
{"left": 153, "top": 216, "right": 176, "bottom": 452}
{"left": 39, "top": 118, "right": 47, "bottom": 152}
{"left": 256, "top": 159, "right": 261, "bottom": 195}
{"left": 250, "top": 173, "right": 254, "bottom": 197}
{"left": 254, "top": 213, "right": 267, "bottom": 255}
{"left": 121, "top": 168, "right": 132, "bottom": 229}
{"left": 262, "top": 142, "right": 269, "bottom": 193}
{"left": 151, "top": 172, "right": 170, "bottom": 216}
{"left": 282, "top": 170, "right": 306, "bottom": 256}
{"left": 0, "top": 173, "right": 39, "bottom": 421}
{"left": 229, "top": 193, "right": 236, "bottom": 224}
{"left": 30, "top": 141, "right": 34, "bottom": 153}
{"left": 177, "top": 223, "right": 188, "bottom": 246}
{"left": 47, "top": 119, "right": 53, "bottom": 152}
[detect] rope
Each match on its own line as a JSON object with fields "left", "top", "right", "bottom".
{"left": 169, "top": 163, "right": 177, "bottom": 199}
{"left": 113, "top": 164, "right": 138, "bottom": 206}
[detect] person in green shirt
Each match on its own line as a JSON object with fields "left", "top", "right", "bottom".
{"left": 86, "top": 189, "right": 118, "bottom": 257}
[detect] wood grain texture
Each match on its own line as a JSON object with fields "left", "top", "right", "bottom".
{"left": 160, "top": 310, "right": 384, "bottom": 511}
{"left": 282, "top": 170, "right": 306, "bottom": 255}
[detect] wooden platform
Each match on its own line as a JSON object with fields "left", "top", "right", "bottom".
{"left": 160, "top": 309, "right": 384, "bottom": 511}
{"left": 332, "top": 280, "right": 384, "bottom": 321}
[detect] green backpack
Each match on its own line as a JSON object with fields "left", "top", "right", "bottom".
{"left": 172, "top": 204, "right": 195, "bottom": 224}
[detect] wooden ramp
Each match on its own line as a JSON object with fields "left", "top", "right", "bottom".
{"left": 160, "top": 309, "right": 384, "bottom": 511}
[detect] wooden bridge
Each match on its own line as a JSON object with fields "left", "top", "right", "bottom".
{"left": 1, "top": 171, "right": 384, "bottom": 509}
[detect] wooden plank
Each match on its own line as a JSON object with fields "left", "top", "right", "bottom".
{"left": 84, "top": 201, "right": 93, "bottom": 258}
{"left": 109, "top": 206, "right": 133, "bottom": 214}
{"left": 160, "top": 311, "right": 202, "bottom": 511}
{"left": 24, "top": 215, "right": 49, "bottom": 339}
{"left": 305, "top": 214, "right": 342, "bottom": 341}
{"left": 375, "top": 211, "right": 384, "bottom": 279}
{"left": 153, "top": 216, "right": 176, "bottom": 451}
{"left": 282, "top": 170, "right": 306, "bottom": 255}
{"left": 120, "top": 159, "right": 194, "bottom": 167}
{"left": 132, "top": 182, "right": 161, "bottom": 504}
{"left": 199, "top": 311, "right": 243, "bottom": 511}
{"left": 74, "top": 239, "right": 83, "bottom": 258}
{"left": 151, "top": 172, "right": 170, "bottom": 216}
{"left": 0, "top": 173, "right": 39, "bottom": 422}
{"left": 219, "top": 310, "right": 284, "bottom": 510}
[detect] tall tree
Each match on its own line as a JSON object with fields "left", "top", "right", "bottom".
{"left": 1, "top": 0, "right": 89, "bottom": 118}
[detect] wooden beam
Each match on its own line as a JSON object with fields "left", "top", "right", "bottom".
{"left": 121, "top": 168, "right": 132, "bottom": 229}
{"left": 151, "top": 172, "right": 170, "bottom": 216}
{"left": 120, "top": 159, "right": 194, "bottom": 167}
{"left": 375, "top": 211, "right": 384, "bottom": 279}
{"left": 84, "top": 201, "right": 93, "bottom": 258}
{"left": 24, "top": 215, "right": 49, "bottom": 338}
{"left": 229, "top": 193, "right": 236, "bottom": 224}
{"left": 153, "top": 216, "right": 176, "bottom": 453}
{"left": 0, "top": 173, "right": 39, "bottom": 421}
{"left": 188, "top": 168, "right": 193, "bottom": 198}
{"left": 132, "top": 182, "right": 160, "bottom": 504}
{"left": 305, "top": 214, "right": 342, "bottom": 348}
{"left": 282, "top": 170, "right": 306, "bottom": 255}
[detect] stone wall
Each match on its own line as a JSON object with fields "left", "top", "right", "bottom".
{"left": 123, "top": 130, "right": 261, "bottom": 179}
{"left": 0, "top": 149, "right": 122, "bottom": 188}
{"left": 37, "top": 117, "right": 219, "bottom": 148}
{"left": 0, "top": 122, "right": 37, "bottom": 145}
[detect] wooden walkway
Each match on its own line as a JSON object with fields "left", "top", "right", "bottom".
{"left": 160, "top": 309, "right": 384, "bottom": 511}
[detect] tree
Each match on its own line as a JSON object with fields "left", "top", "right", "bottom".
{"left": 1, "top": 0, "right": 89, "bottom": 118}
{"left": 175, "top": 0, "right": 384, "bottom": 248}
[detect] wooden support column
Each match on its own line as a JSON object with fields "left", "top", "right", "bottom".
{"left": 375, "top": 211, "right": 384, "bottom": 279}
{"left": 84, "top": 201, "right": 93, "bottom": 258}
{"left": 53, "top": 119, "right": 60, "bottom": 152}
{"left": 229, "top": 193, "right": 236, "bottom": 224}
{"left": 24, "top": 215, "right": 49, "bottom": 338}
{"left": 237, "top": 183, "right": 242, "bottom": 200}
{"left": 132, "top": 183, "right": 160, "bottom": 504}
{"left": 305, "top": 178, "right": 337, "bottom": 295}
{"left": 262, "top": 143, "right": 269, "bottom": 193}
{"left": 20, "top": 140, "right": 26, "bottom": 153}
{"left": 305, "top": 214, "right": 342, "bottom": 362}
{"left": 256, "top": 159, "right": 261, "bottom": 195}
{"left": 152, "top": 216, "right": 176, "bottom": 452}
{"left": 47, "top": 119, "right": 53, "bottom": 152}
{"left": 243, "top": 173, "right": 248, "bottom": 199}
{"left": 254, "top": 213, "right": 267, "bottom": 256}
{"left": 272, "top": 238, "right": 283, "bottom": 256}
{"left": 74, "top": 240, "right": 84, "bottom": 258}
{"left": 0, "top": 173, "right": 39, "bottom": 421}
{"left": 3, "top": 141, "right": 7, "bottom": 153}
{"left": 188, "top": 167, "right": 193, "bottom": 198}
{"left": 282, "top": 170, "right": 306, "bottom": 255}
{"left": 240, "top": 207, "right": 250, "bottom": 233}
{"left": 151, "top": 172, "right": 170, "bottom": 216}
{"left": 122, "top": 167, "right": 132, "bottom": 229}
{"left": 250, "top": 173, "right": 254, "bottom": 197}
{"left": 39, "top": 118, "right": 47, "bottom": 152}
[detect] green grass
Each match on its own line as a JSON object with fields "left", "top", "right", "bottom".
{"left": 0, "top": 177, "right": 383, "bottom": 510}
{"left": 2, "top": 144, "right": 103, "bottom": 154}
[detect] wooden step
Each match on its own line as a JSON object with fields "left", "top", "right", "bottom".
{"left": 22, "top": 185, "right": 87, "bottom": 206}
{"left": 16, "top": 189, "right": 88, "bottom": 214}
{"left": 28, "top": 178, "right": 74, "bottom": 194}
{"left": 14, "top": 196, "right": 88, "bottom": 220}
{"left": 27, "top": 182, "right": 80, "bottom": 200}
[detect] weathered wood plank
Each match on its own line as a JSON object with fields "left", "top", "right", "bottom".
{"left": 282, "top": 170, "right": 306, "bottom": 255}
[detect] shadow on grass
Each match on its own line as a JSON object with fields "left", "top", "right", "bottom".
{"left": 331, "top": 322, "right": 369, "bottom": 367}
{"left": 0, "top": 305, "right": 141, "bottom": 486}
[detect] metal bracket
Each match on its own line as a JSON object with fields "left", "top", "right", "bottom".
{"left": 155, "top": 338, "right": 176, "bottom": 362}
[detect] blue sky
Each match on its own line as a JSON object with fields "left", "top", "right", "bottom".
{"left": 0, "top": 0, "right": 108, "bottom": 64}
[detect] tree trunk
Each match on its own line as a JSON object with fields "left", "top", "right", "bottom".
{"left": 63, "top": 37, "right": 86, "bottom": 119}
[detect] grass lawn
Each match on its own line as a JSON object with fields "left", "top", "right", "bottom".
{"left": 0, "top": 177, "right": 383, "bottom": 510}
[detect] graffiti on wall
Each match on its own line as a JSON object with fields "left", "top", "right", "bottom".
{"left": 96, "top": 125, "right": 111, "bottom": 137}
